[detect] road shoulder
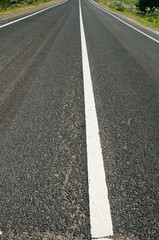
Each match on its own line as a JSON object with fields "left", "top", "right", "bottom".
{"left": 91, "top": 0, "right": 159, "bottom": 37}
{"left": 0, "top": 0, "right": 64, "bottom": 25}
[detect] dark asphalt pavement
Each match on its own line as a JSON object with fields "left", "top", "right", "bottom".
{"left": 0, "top": 0, "right": 159, "bottom": 239}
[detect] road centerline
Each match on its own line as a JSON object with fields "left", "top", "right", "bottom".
{"left": 79, "top": 0, "right": 113, "bottom": 238}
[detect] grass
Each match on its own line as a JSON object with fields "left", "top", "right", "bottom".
{"left": 117, "top": 0, "right": 138, "bottom": 4}
{"left": 96, "top": 0, "right": 159, "bottom": 31}
{"left": 0, "top": 0, "right": 60, "bottom": 13}
{"left": 123, "top": 10, "right": 159, "bottom": 29}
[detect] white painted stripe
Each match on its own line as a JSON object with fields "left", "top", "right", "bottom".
{"left": 79, "top": 0, "right": 113, "bottom": 238}
{"left": 92, "top": 238, "right": 112, "bottom": 240}
{"left": 0, "top": 0, "right": 68, "bottom": 29}
{"left": 89, "top": 0, "right": 159, "bottom": 44}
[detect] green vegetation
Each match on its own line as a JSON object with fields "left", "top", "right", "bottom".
{"left": 138, "top": 0, "right": 159, "bottom": 11}
{"left": 0, "top": 0, "right": 57, "bottom": 12}
{"left": 97, "top": 0, "right": 159, "bottom": 30}
{"left": 117, "top": 0, "right": 138, "bottom": 4}
{"left": 0, "top": 0, "right": 12, "bottom": 10}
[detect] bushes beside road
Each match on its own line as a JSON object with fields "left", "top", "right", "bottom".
{"left": 0, "top": 0, "right": 55, "bottom": 11}
{"left": 138, "top": 0, "right": 159, "bottom": 11}
{"left": 97, "top": 0, "right": 159, "bottom": 29}
{"left": 0, "top": 0, "right": 12, "bottom": 10}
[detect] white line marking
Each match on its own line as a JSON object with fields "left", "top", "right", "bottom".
{"left": 89, "top": 0, "right": 159, "bottom": 44}
{"left": 79, "top": 0, "right": 113, "bottom": 238}
{"left": 92, "top": 238, "right": 113, "bottom": 240}
{"left": 0, "top": 0, "right": 68, "bottom": 29}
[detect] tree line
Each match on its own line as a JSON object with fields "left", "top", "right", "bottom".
{"left": 138, "top": 0, "right": 159, "bottom": 11}
{"left": 0, "top": 0, "right": 159, "bottom": 10}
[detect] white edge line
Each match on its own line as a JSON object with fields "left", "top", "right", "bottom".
{"left": 79, "top": 0, "right": 113, "bottom": 238}
{"left": 89, "top": 0, "right": 159, "bottom": 44}
{"left": 0, "top": 0, "right": 68, "bottom": 29}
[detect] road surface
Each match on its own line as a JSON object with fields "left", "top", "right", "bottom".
{"left": 0, "top": 0, "right": 159, "bottom": 239}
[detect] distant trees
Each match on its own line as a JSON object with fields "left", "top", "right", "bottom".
{"left": 138, "top": 0, "right": 159, "bottom": 11}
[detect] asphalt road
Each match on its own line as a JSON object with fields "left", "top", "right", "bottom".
{"left": 0, "top": 0, "right": 159, "bottom": 239}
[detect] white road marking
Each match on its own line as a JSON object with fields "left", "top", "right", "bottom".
{"left": 0, "top": 0, "right": 68, "bottom": 29}
{"left": 89, "top": 0, "right": 159, "bottom": 44}
{"left": 79, "top": 0, "right": 113, "bottom": 238}
{"left": 92, "top": 238, "right": 113, "bottom": 240}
